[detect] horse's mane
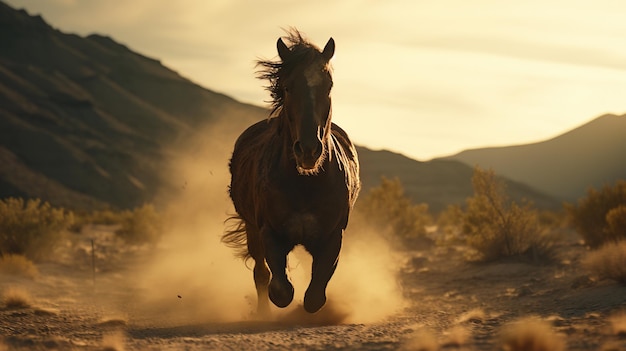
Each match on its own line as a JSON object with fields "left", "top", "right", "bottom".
{"left": 256, "top": 28, "right": 332, "bottom": 118}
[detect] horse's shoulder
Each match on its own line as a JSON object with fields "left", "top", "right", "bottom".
{"left": 236, "top": 119, "right": 272, "bottom": 144}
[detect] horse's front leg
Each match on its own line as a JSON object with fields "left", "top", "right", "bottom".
{"left": 262, "top": 227, "right": 294, "bottom": 308}
{"left": 246, "top": 225, "right": 271, "bottom": 317}
{"left": 304, "top": 229, "right": 342, "bottom": 313}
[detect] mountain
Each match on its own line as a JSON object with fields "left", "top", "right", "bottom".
{"left": 441, "top": 114, "right": 626, "bottom": 201}
{"left": 0, "top": 2, "right": 560, "bottom": 213}
{"left": 357, "top": 147, "right": 560, "bottom": 213}
{"left": 0, "top": 2, "right": 265, "bottom": 209}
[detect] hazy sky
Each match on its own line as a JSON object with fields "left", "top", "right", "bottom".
{"left": 7, "top": 0, "right": 626, "bottom": 160}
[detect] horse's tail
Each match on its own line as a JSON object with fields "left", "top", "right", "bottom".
{"left": 222, "top": 214, "right": 251, "bottom": 260}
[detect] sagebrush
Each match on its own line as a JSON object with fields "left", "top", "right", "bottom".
{"left": 499, "top": 316, "right": 565, "bottom": 351}
{"left": 114, "top": 204, "right": 163, "bottom": 245}
{"left": 354, "top": 177, "right": 432, "bottom": 247}
{"left": 462, "top": 167, "right": 555, "bottom": 262}
{"left": 0, "top": 254, "right": 39, "bottom": 279}
{"left": 566, "top": 180, "right": 626, "bottom": 248}
{"left": 0, "top": 198, "right": 74, "bottom": 261}
{"left": 584, "top": 240, "right": 626, "bottom": 284}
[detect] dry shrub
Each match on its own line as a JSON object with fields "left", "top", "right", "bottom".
{"left": 462, "top": 167, "right": 556, "bottom": 262}
{"left": 566, "top": 180, "right": 626, "bottom": 248}
{"left": 355, "top": 176, "right": 433, "bottom": 248}
{"left": 584, "top": 241, "right": 626, "bottom": 284}
{"left": 0, "top": 254, "right": 38, "bottom": 279}
{"left": 114, "top": 204, "right": 163, "bottom": 245}
{"left": 606, "top": 205, "right": 626, "bottom": 241}
{"left": 2, "top": 286, "right": 32, "bottom": 309}
{"left": 0, "top": 198, "right": 74, "bottom": 260}
{"left": 499, "top": 316, "right": 564, "bottom": 351}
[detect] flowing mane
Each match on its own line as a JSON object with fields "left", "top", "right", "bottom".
{"left": 256, "top": 29, "right": 333, "bottom": 118}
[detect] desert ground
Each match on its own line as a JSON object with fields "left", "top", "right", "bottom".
{"left": 1, "top": 221, "right": 625, "bottom": 351}
{"left": 1, "top": 129, "right": 625, "bottom": 351}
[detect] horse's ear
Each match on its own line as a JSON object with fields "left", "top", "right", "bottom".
{"left": 277, "top": 38, "right": 291, "bottom": 61}
{"left": 322, "top": 38, "right": 335, "bottom": 61}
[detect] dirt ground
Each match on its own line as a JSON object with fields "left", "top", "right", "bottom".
{"left": 1, "top": 224, "right": 625, "bottom": 351}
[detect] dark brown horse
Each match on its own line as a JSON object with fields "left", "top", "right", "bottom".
{"left": 223, "top": 30, "right": 360, "bottom": 315}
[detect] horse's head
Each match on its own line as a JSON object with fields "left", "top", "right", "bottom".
{"left": 275, "top": 36, "right": 335, "bottom": 174}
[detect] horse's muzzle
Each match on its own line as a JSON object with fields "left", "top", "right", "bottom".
{"left": 293, "top": 140, "right": 323, "bottom": 170}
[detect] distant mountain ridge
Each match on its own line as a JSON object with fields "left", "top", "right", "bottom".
{"left": 441, "top": 114, "right": 626, "bottom": 201}
{"left": 0, "top": 2, "right": 585, "bottom": 213}
{"left": 357, "top": 146, "right": 560, "bottom": 212}
{"left": 0, "top": 1, "right": 265, "bottom": 209}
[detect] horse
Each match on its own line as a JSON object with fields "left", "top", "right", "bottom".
{"left": 223, "top": 29, "right": 361, "bottom": 315}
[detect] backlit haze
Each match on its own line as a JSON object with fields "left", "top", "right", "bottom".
{"left": 8, "top": 0, "right": 626, "bottom": 161}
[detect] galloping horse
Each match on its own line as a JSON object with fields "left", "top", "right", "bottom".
{"left": 223, "top": 29, "right": 360, "bottom": 315}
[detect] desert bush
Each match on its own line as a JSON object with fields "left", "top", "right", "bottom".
{"left": 354, "top": 177, "right": 433, "bottom": 247}
{"left": 115, "top": 204, "right": 163, "bottom": 245}
{"left": 0, "top": 198, "right": 74, "bottom": 261}
{"left": 462, "top": 167, "right": 555, "bottom": 262}
{"left": 606, "top": 205, "right": 626, "bottom": 242}
{"left": 584, "top": 240, "right": 626, "bottom": 284}
{"left": 565, "top": 180, "right": 626, "bottom": 248}
{"left": 499, "top": 316, "right": 565, "bottom": 351}
{"left": 0, "top": 254, "right": 39, "bottom": 279}
{"left": 2, "top": 286, "right": 32, "bottom": 309}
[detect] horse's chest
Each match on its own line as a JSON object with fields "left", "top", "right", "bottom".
{"left": 283, "top": 213, "right": 322, "bottom": 243}
{"left": 261, "top": 176, "right": 346, "bottom": 241}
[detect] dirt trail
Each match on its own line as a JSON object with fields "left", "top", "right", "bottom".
{"left": 1, "top": 227, "right": 625, "bottom": 350}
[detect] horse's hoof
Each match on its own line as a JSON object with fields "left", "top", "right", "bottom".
{"left": 268, "top": 279, "right": 294, "bottom": 308}
{"left": 303, "top": 292, "right": 326, "bottom": 313}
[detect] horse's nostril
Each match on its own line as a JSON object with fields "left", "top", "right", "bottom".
{"left": 293, "top": 141, "right": 304, "bottom": 156}
{"left": 294, "top": 140, "right": 322, "bottom": 161}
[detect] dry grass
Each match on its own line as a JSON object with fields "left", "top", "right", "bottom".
{"left": 0, "top": 254, "right": 39, "bottom": 279}
{"left": 584, "top": 241, "right": 626, "bottom": 284}
{"left": 2, "top": 286, "right": 32, "bottom": 309}
{"left": 499, "top": 316, "right": 565, "bottom": 351}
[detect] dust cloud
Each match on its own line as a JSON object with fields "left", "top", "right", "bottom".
{"left": 129, "top": 120, "right": 406, "bottom": 326}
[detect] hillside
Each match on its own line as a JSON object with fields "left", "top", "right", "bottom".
{"left": 441, "top": 114, "right": 626, "bottom": 201}
{"left": 357, "top": 147, "right": 560, "bottom": 213}
{"left": 0, "top": 2, "right": 561, "bottom": 212}
{"left": 0, "top": 2, "right": 265, "bottom": 209}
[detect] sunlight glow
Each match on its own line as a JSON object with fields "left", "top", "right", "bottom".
{"left": 6, "top": 0, "right": 626, "bottom": 159}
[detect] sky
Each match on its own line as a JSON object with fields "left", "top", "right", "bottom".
{"left": 6, "top": 0, "right": 626, "bottom": 161}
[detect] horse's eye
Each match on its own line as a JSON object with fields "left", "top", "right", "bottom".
{"left": 284, "top": 86, "right": 290, "bottom": 93}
